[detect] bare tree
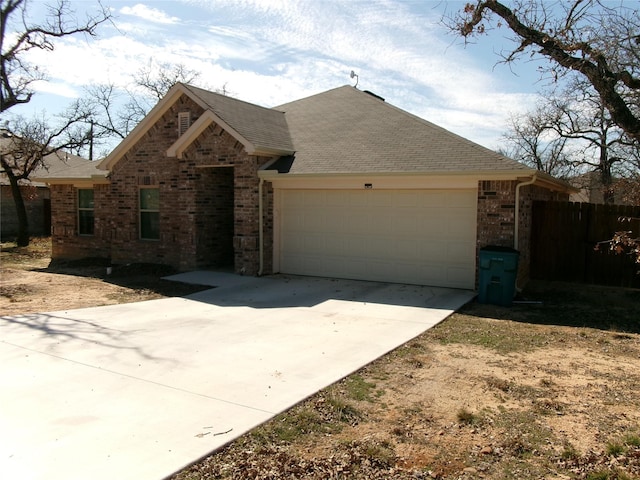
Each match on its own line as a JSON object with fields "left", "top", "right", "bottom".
{"left": 134, "top": 59, "right": 201, "bottom": 101}
{"left": 82, "top": 60, "right": 203, "bottom": 157}
{"left": 504, "top": 102, "right": 572, "bottom": 177}
{"left": 449, "top": 0, "right": 640, "bottom": 141}
{"left": 506, "top": 82, "right": 640, "bottom": 203}
{"left": 1, "top": 106, "right": 93, "bottom": 245}
{"left": 1, "top": 0, "right": 111, "bottom": 113}
{"left": 550, "top": 79, "right": 636, "bottom": 202}
{"left": 0, "top": 0, "right": 110, "bottom": 245}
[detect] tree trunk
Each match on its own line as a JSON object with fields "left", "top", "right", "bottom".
{"left": 600, "top": 162, "right": 614, "bottom": 205}
{"left": 0, "top": 156, "right": 30, "bottom": 246}
{"left": 598, "top": 131, "right": 615, "bottom": 205}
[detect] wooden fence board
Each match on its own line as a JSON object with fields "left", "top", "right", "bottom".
{"left": 532, "top": 201, "right": 640, "bottom": 288}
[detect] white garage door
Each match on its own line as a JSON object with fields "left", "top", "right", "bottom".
{"left": 278, "top": 189, "right": 477, "bottom": 289}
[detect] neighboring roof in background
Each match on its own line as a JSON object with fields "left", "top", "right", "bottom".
{"left": 0, "top": 130, "right": 106, "bottom": 186}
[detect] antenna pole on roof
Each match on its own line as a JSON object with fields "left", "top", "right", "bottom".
{"left": 350, "top": 70, "right": 359, "bottom": 88}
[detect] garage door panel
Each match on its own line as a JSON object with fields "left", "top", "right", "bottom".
{"left": 348, "top": 213, "right": 375, "bottom": 234}
{"left": 448, "top": 240, "right": 476, "bottom": 261}
{"left": 426, "top": 193, "right": 447, "bottom": 208}
{"left": 395, "top": 238, "right": 420, "bottom": 260}
{"left": 393, "top": 213, "right": 419, "bottom": 235}
{"left": 279, "top": 189, "right": 477, "bottom": 289}
{"left": 281, "top": 235, "right": 306, "bottom": 254}
{"left": 446, "top": 191, "right": 477, "bottom": 207}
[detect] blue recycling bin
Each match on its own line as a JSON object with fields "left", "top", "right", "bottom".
{"left": 478, "top": 246, "right": 520, "bottom": 307}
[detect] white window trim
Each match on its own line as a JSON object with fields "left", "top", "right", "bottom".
{"left": 139, "top": 187, "right": 160, "bottom": 241}
{"left": 77, "top": 188, "right": 94, "bottom": 236}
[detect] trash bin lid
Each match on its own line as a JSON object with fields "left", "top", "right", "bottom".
{"left": 480, "top": 245, "right": 519, "bottom": 254}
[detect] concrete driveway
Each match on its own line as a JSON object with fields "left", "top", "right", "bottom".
{"left": 0, "top": 273, "right": 474, "bottom": 480}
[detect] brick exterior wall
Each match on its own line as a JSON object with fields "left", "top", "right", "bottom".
{"left": 477, "top": 180, "right": 517, "bottom": 249}
{"left": 477, "top": 180, "right": 569, "bottom": 287}
{"left": 48, "top": 91, "right": 570, "bottom": 286}
{"left": 49, "top": 93, "right": 276, "bottom": 275}
{"left": 51, "top": 183, "right": 110, "bottom": 259}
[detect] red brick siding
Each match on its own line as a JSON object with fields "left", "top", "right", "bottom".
{"left": 261, "top": 180, "right": 274, "bottom": 274}
{"left": 477, "top": 180, "right": 517, "bottom": 248}
{"left": 50, "top": 184, "right": 110, "bottom": 260}
{"left": 194, "top": 166, "right": 234, "bottom": 267}
{"left": 50, "top": 94, "right": 276, "bottom": 275}
{"left": 181, "top": 123, "right": 275, "bottom": 275}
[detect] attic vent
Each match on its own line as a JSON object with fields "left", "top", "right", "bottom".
{"left": 178, "top": 111, "right": 191, "bottom": 136}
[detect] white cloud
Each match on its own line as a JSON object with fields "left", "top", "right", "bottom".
{"left": 119, "top": 4, "right": 179, "bottom": 24}
{"left": 11, "top": 0, "right": 545, "bottom": 148}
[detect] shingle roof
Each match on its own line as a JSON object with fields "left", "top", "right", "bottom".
{"left": 0, "top": 131, "right": 105, "bottom": 185}
{"left": 274, "top": 85, "right": 531, "bottom": 174}
{"left": 33, "top": 151, "right": 107, "bottom": 180}
{"left": 183, "top": 84, "right": 294, "bottom": 154}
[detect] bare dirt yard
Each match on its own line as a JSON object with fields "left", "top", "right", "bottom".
{"left": 2, "top": 238, "right": 640, "bottom": 480}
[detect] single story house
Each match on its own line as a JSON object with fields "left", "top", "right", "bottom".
{"left": 37, "top": 84, "right": 574, "bottom": 289}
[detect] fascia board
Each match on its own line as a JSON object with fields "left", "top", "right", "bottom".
{"left": 166, "top": 110, "right": 255, "bottom": 158}
{"left": 253, "top": 146, "right": 296, "bottom": 157}
{"left": 261, "top": 169, "right": 575, "bottom": 193}
{"left": 99, "top": 84, "right": 198, "bottom": 170}
{"left": 167, "top": 110, "right": 215, "bottom": 159}
{"left": 531, "top": 172, "right": 579, "bottom": 193}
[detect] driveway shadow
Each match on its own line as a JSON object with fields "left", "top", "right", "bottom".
{"left": 171, "top": 272, "right": 475, "bottom": 312}
{"left": 0, "top": 311, "right": 167, "bottom": 363}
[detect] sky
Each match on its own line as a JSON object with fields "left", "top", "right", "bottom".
{"left": 8, "top": 0, "right": 553, "bottom": 152}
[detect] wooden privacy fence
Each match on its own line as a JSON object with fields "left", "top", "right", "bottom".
{"left": 531, "top": 201, "right": 640, "bottom": 288}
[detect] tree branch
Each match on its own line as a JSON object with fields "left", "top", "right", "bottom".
{"left": 456, "top": 0, "right": 640, "bottom": 141}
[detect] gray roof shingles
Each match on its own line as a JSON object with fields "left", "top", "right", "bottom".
{"left": 183, "top": 84, "right": 294, "bottom": 154}
{"left": 274, "top": 85, "right": 531, "bottom": 174}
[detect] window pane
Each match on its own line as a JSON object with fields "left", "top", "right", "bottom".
{"left": 78, "top": 189, "right": 94, "bottom": 208}
{"left": 140, "top": 188, "right": 159, "bottom": 210}
{"left": 79, "top": 210, "right": 94, "bottom": 235}
{"left": 140, "top": 212, "right": 160, "bottom": 240}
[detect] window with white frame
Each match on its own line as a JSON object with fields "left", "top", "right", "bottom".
{"left": 78, "top": 188, "right": 94, "bottom": 236}
{"left": 139, "top": 187, "right": 160, "bottom": 240}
